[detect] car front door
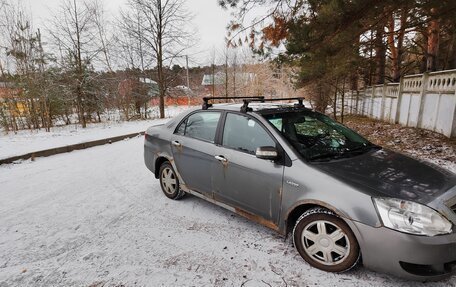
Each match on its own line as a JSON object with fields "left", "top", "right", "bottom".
{"left": 212, "top": 112, "right": 285, "bottom": 224}
{"left": 171, "top": 111, "right": 221, "bottom": 196}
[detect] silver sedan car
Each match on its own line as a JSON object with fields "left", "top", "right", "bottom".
{"left": 144, "top": 98, "right": 456, "bottom": 281}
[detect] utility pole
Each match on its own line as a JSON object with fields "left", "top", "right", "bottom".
{"left": 233, "top": 52, "right": 237, "bottom": 97}
{"left": 186, "top": 55, "right": 190, "bottom": 107}
{"left": 281, "top": 65, "right": 284, "bottom": 99}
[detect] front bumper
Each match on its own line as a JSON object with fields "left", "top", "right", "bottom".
{"left": 351, "top": 220, "right": 456, "bottom": 281}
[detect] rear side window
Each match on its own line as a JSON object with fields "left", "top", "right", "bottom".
{"left": 175, "top": 112, "right": 221, "bottom": 143}
{"left": 222, "top": 113, "right": 275, "bottom": 154}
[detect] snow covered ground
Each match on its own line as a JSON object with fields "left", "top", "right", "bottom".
{"left": 0, "top": 106, "right": 191, "bottom": 160}
{"left": 1, "top": 137, "right": 455, "bottom": 287}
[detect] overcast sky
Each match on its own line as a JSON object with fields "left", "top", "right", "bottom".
{"left": 22, "top": 0, "right": 235, "bottom": 67}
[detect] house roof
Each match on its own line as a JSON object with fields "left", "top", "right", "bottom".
{"left": 139, "top": 77, "right": 158, "bottom": 85}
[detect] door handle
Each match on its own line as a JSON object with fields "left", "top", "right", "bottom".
{"left": 172, "top": 141, "right": 182, "bottom": 147}
{"left": 214, "top": 155, "right": 227, "bottom": 162}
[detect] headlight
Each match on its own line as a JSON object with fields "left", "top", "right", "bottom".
{"left": 373, "top": 198, "right": 452, "bottom": 236}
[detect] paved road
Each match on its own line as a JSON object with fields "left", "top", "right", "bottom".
{"left": 0, "top": 137, "right": 454, "bottom": 286}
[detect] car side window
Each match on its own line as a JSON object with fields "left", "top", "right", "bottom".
{"left": 222, "top": 113, "right": 275, "bottom": 155}
{"left": 176, "top": 112, "right": 221, "bottom": 142}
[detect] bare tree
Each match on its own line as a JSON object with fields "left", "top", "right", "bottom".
{"left": 0, "top": 0, "right": 9, "bottom": 77}
{"left": 121, "top": 0, "right": 194, "bottom": 118}
{"left": 387, "top": 7, "right": 408, "bottom": 82}
{"left": 48, "top": 0, "right": 101, "bottom": 128}
{"left": 93, "top": 0, "right": 113, "bottom": 72}
{"left": 0, "top": 2, "right": 55, "bottom": 132}
{"left": 117, "top": 4, "right": 150, "bottom": 71}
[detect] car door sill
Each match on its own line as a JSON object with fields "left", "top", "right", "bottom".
{"left": 182, "top": 187, "right": 280, "bottom": 233}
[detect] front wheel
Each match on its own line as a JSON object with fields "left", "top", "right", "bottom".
{"left": 293, "top": 207, "right": 360, "bottom": 273}
{"left": 158, "top": 162, "right": 185, "bottom": 200}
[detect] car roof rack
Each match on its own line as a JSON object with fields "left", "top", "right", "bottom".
{"left": 202, "top": 96, "right": 265, "bottom": 110}
{"left": 261, "top": 97, "right": 305, "bottom": 107}
{"left": 245, "top": 97, "right": 305, "bottom": 110}
{"left": 202, "top": 96, "right": 305, "bottom": 113}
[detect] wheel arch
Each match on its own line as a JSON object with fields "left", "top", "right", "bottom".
{"left": 154, "top": 156, "right": 170, "bottom": 179}
{"left": 284, "top": 200, "right": 350, "bottom": 236}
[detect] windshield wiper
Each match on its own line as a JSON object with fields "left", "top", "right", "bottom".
{"left": 308, "top": 144, "right": 380, "bottom": 162}
{"left": 344, "top": 143, "right": 381, "bottom": 154}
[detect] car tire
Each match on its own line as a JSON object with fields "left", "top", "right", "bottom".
{"left": 293, "top": 207, "right": 360, "bottom": 273}
{"left": 158, "top": 162, "right": 185, "bottom": 200}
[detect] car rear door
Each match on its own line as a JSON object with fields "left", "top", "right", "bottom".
{"left": 212, "top": 112, "right": 285, "bottom": 224}
{"left": 171, "top": 111, "right": 222, "bottom": 196}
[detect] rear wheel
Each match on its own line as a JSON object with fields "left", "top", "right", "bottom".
{"left": 293, "top": 207, "right": 360, "bottom": 273}
{"left": 158, "top": 162, "right": 185, "bottom": 200}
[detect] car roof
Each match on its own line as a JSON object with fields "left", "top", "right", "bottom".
{"left": 207, "top": 102, "right": 313, "bottom": 114}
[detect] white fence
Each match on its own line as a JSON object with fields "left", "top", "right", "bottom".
{"left": 340, "top": 69, "right": 456, "bottom": 138}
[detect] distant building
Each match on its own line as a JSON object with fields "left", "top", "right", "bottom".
{"left": 139, "top": 77, "right": 159, "bottom": 97}
{"left": 149, "top": 85, "right": 200, "bottom": 106}
{"left": 0, "top": 82, "right": 18, "bottom": 98}
{"left": 0, "top": 82, "right": 25, "bottom": 116}
{"left": 201, "top": 72, "right": 226, "bottom": 86}
{"left": 201, "top": 72, "right": 256, "bottom": 95}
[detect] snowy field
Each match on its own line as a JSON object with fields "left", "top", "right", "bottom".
{"left": 1, "top": 137, "right": 455, "bottom": 287}
{"left": 0, "top": 106, "right": 192, "bottom": 160}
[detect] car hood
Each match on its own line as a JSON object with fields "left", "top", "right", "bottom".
{"left": 313, "top": 149, "right": 456, "bottom": 205}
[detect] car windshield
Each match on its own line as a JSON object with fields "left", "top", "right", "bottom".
{"left": 263, "top": 111, "right": 379, "bottom": 161}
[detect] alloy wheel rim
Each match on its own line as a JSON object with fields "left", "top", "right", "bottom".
{"left": 301, "top": 220, "right": 350, "bottom": 266}
{"left": 161, "top": 167, "right": 177, "bottom": 195}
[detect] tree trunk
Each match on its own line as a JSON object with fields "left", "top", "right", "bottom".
{"left": 426, "top": 8, "right": 440, "bottom": 72}
{"left": 64, "top": 109, "right": 71, "bottom": 125}
{"left": 332, "top": 78, "right": 339, "bottom": 121}
{"left": 350, "top": 35, "right": 360, "bottom": 90}
{"left": 46, "top": 98, "right": 52, "bottom": 132}
{"left": 158, "top": 63, "right": 165, "bottom": 119}
{"left": 388, "top": 8, "right": 407, "bottom": 82}
{"left": 73, "top": 0, "right": 86, "bottom": 128}
{"left": 451, "top": 31, "right": 456, "bottom": 69}
{"left": 341, "top": 78, "right": 346, "bottom": 123}
{"left": 29, "top": 97, "right": 38, "bottom": 129}
{"left": 211, "top": 64, "right": 215, "bottom": 97}
{"left": 374, "top": 24, "right": 386, "bottom": 84}
{"left": 144, "top": 102, "right": 148, "bottom": 119}
{"left": 442, "top": 29, "right": 455, "bottom": 70}
{"left": 225, "top": 58, "right": 229, "bottom": 98}
{"left": 157, "top": 0, "right": 165, "bottom": 119}
{"left": 396, "top": 8, "right": 407, "bottom": 80}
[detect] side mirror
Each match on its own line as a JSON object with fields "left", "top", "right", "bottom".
{"left": 255, "top": 146, "right": 278, "bottom": 160}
